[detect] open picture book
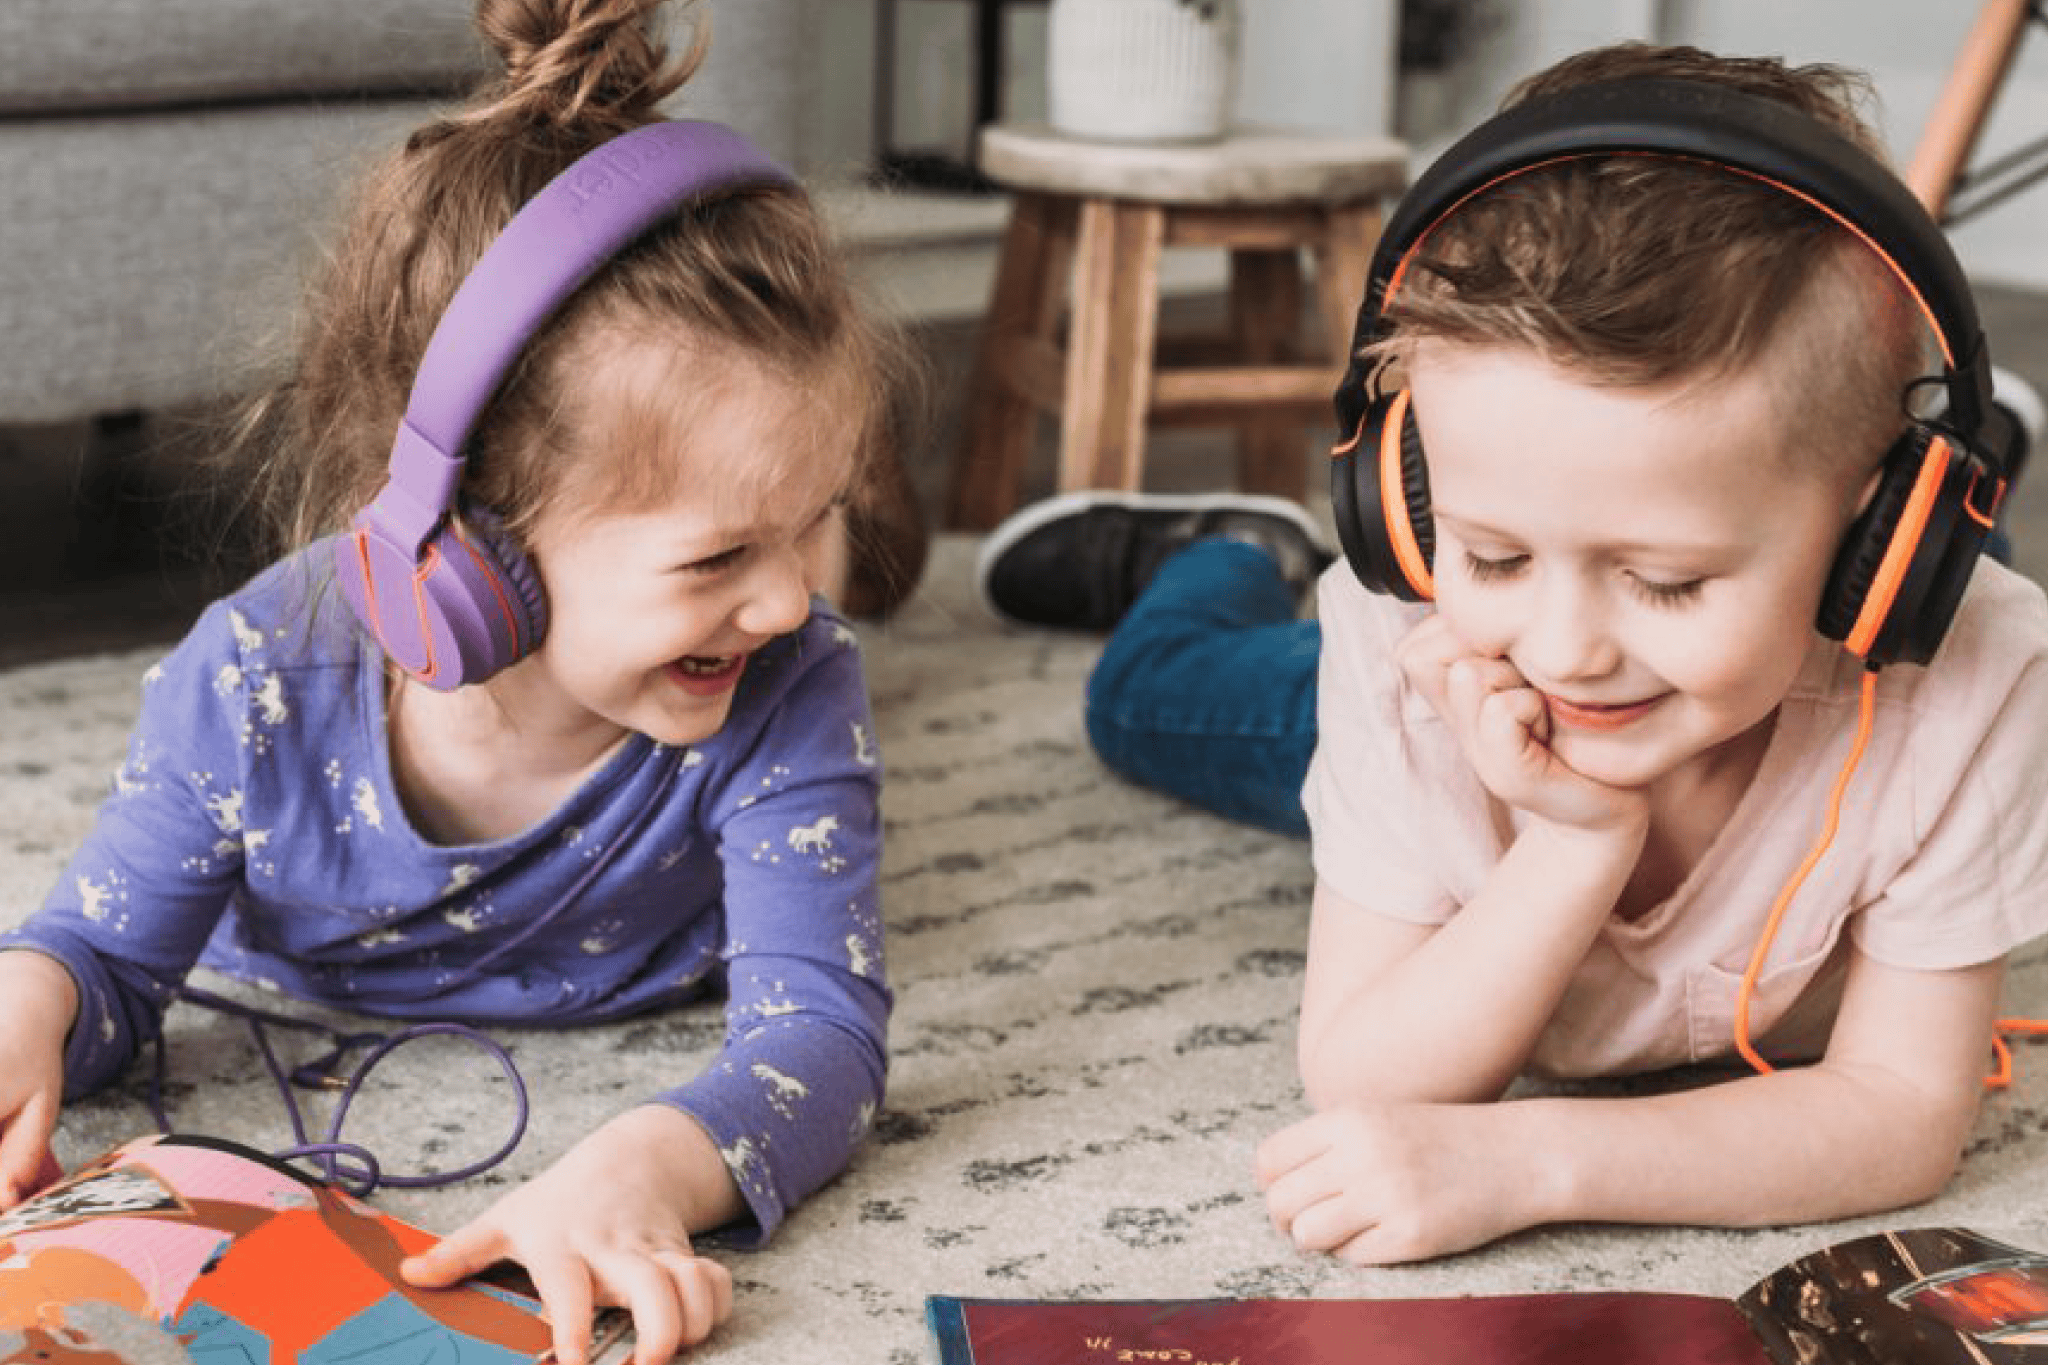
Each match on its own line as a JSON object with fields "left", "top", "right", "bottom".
{"left": 0, "top": 1132, "right": 628, "bottom": 1364}
{"left": 929, "top": 1225, "right": 2048, "bottom": 1364}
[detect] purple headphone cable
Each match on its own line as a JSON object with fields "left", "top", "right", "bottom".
{"left": 151, "top": 986, "right": 529, "bottom": 1197}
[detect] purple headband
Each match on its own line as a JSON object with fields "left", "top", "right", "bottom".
{"left": 370, "top": 119, "right": 800, "bottom": 557}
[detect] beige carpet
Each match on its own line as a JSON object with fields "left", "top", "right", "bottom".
{"left": 5, "top": 533, "right": 2048, "bottom": 1364}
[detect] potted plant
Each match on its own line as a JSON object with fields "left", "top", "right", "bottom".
{"left": 1046, "top": 0, "right": 1243, "bottom": 144}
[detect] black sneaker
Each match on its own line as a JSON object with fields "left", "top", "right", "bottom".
{"left": 976, "top": 490, "right": 1334, "bottom": 631}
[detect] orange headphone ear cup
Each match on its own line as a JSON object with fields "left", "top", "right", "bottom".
{"left": 1390, "top": 397, "right": 1435, "bottom": 593}
{"left": 1818, "top": 426, "right": 1988, "bottom": 666}
{"left": 1330, "top": 390, "right": 1435, "bottom": 600}
{"left": 1817, "top": 431, "right": 1924, "bottom": 649}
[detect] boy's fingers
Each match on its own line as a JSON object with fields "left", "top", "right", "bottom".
{"left": 1252, "top": 1114, "right": 1326, "bottom": 1186}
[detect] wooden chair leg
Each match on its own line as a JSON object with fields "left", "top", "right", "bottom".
{"left": 1229, "top": 246, "right": 1309, "bottom": 500}
{"left": 1060, "top": 199, "right": 1163, "bottom": 493}
{"left": 1313, "top": 202, "right": 1380, "bottom": 376}
{"left": 1907, "top": 0, "right": 2033, "bottom": 220}
{"left": 948, "top": 192, "right": 1078, "bottom": 530}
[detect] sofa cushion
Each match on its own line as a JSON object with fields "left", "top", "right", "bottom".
{"left": 0, "top": 100, "right": 432, "bottom": 421}
{"left": 0, "top": 0, "right": 489, "bottom": 115}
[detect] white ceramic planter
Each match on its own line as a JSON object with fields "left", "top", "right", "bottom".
{"left": 1047, "top": 0, "right": 1242, "bottom": 144}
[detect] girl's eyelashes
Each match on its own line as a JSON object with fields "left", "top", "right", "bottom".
{"left": 679, "top": 545, "right": 746, "bottom": 576}
{"left": 676, "top": 496, "right": 845, "bottom": 575}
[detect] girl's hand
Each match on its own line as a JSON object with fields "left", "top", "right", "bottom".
{"left": 1398, "top": 615, "right": 1646, "bottom": 837}
{"left": 401, "top": 1104, "right": 740, "bottom": 1365}
{"left": 0, "top": 951, "right": 76, "bottom": 1208}
{"left": 1255, "top": 1100, "right": 1543, "bottom": 1265}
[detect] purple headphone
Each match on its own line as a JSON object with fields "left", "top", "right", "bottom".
{"left": 334, "top": 119, "right": 798, "bottom": 690}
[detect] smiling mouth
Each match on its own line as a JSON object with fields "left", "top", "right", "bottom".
{"left": 665, "top": 653, "right": 747, "bottom": 694}
{"left": 1542, "top": 692, "right": 1666, "bottom": 732}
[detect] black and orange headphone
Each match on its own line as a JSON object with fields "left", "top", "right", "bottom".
{"left": 1329, "top": 75, "right": 2021, "bottom": 670}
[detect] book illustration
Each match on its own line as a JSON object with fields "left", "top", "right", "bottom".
{"left": 0, "top": 1133, "right": 584, "bottom": 1365}
{"left": 1741, "top": 1227, "right": 2048, "bottom": 1363}
{"left": 930, "top": 1226, "right": 2048, "bottom": 1365}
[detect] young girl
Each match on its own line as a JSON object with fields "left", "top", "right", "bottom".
{"left": 0, "top": 1, "right": 913, "bottom": 1358}
{"left": 1242, "top": 46, "right": 2048, "bottom": 1262}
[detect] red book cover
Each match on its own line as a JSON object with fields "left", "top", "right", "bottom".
{"left": 930, "top": 1227, "right": 2048, "bottom": 1365}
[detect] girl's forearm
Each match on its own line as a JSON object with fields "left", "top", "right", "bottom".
{"left": 0, "top": 948, "right": 80, "bottom": 1041}
{"left": 1300, "top": 822, "right": 1641, "bottom": 1108}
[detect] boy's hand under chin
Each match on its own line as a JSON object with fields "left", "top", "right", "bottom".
{"left": 1398, "top": 614, "right": 1647, "bottom": 838}
{"left": 401, "top": 1104, "right": 740, "bottom": 1365}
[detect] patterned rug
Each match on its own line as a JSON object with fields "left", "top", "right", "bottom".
{"left": 6, "top": 533, "right": 2048, "bottom": 1364}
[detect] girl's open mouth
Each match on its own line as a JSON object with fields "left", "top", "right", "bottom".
{"left": 1543, "top": 692, "right": 1665, "bottom": 732}
{"left": 666, "top": 653, "right": 746, "bottom": 695}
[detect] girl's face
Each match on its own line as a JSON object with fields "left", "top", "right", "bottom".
{"left": 1408, "top": 341, "right": 1865, "bottom": 794}
{"left": 511, "top": 334, "right": 858, "bottom": 750}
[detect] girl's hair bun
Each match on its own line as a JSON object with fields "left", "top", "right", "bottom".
{"left": 470, "top": 0, "right": 703, "bottom": 128}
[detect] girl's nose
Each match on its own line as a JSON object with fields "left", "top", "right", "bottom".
{"left": 736, "top": 546, "right": 814, "bottom": 637}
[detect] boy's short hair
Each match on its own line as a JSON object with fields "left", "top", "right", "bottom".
{"left": 1380, "top": 43, "right": 1928, "bottom": 484}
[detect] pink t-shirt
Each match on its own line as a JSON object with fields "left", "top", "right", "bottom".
{"left": 1302, "top": 557, "right": 2048, "bottom": 1078}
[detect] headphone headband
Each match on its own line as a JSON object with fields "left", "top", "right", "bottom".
{"left": 376, "top": 120, "right": 798, "bottom": 555}
{"left": 1339, "top": 78, "right": 2000, "bottom": 461}
{"left": 338, "top": 119, "right": 798, "bottom": 689}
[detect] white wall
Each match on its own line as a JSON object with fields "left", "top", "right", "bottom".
{"left": 804, "top": 0, "right": 1401, "bottom": 185}
{"left": 1239, "top": 0, "right": 1399, "bottom": 135}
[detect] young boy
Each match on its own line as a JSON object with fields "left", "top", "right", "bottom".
{"left": 977, "top": 42, "right": 2048, "bottom": 1262}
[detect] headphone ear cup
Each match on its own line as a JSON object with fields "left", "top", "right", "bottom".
{"left": 1817, "top": 434, "right": 1922, "bottom": 648}
{"left": 336, "top": 501, "right": 548, "bottom": 690}
{"left": 1391, "top": 401, "right": 1435, "bottom": 589}
{"left": 1818, "top": 427, "right": 1985, "bottom": 667}
{"left": 1331, "top": 389, "right": 1435, "bottom": 601}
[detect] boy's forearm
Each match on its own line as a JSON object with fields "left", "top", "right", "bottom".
{"left": 1301, "top": 823, "right": 1639, "bottom": 1108}
{"left": 1504, "top": 1061, "right": 1978, "bottom": 1231}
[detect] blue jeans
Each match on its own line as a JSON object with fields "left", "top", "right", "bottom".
{"left": 1084, "top": 539, "right": 1320, "bottom": 838}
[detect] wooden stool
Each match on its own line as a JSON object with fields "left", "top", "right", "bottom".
{"left": 947, "top": 122, "right": 1408, "bottom": 530}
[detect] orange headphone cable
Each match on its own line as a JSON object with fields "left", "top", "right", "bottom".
{"left": 1732, "top": 669, "right": 1878, "bottom": 1075}
{"left": 1733, "top": 668, "right": 2046, "bottom": 1088}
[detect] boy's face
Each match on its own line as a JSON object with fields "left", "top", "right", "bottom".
{"left": 509, "top": 334, "right": 856, "bottom": 749}
{"left": 1408, "top": 341, "right": 1864, "bottom": 793}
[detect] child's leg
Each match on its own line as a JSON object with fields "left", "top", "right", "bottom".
{"left": 976, "top": 490, "right": 1331, "bottom": 836}
{"left": 1085, "top": 540, "right": 1319, "bottom": 836}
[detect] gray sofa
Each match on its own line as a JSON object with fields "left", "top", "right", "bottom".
{"left": 0, "top": 0, "right": 814, "bottom": 429}
{"left": 0, "top": 0, "right": 491, "bottom": 426}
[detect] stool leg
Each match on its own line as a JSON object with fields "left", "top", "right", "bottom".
{"left": 1061, "top": 199, "right": 1164, "bottom": 494}
{"left": 949, "top": 192, "right": 1078, "bottom": 530}
{"left": 1229, "top": 247, "right": 1309, "bottom": 501}
{"left": 1313, "top": 202, "right": 1380, "bottom": 376}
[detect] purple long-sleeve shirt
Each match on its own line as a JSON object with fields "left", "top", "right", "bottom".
{"left": 2, "top": 544, "right": 890, "bottom": 1244}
